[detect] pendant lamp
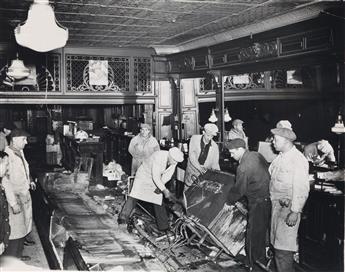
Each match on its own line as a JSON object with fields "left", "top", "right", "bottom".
{"left": 224, "top": 108, "right": 232, "bottom": 122}
{"left": 14, "top": 0, "right": 68, "bottom": 52}
{"left": 7, "top": 54, "right": 30, "bottom": 80}
{"left": 331, "top": 113, "right": 345, "bottom": 134}
{"left": 208, "top": 108, "right": 218, "bottom": 123}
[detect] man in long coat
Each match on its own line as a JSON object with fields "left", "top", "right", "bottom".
{"left": 269, "top": 126, "right": 309, "bottom": 272}
{"left": 2, "top": 129, "right": 35, "bottom": 259}
{"left": 119, "top": 147, "right": 184, "bottom": 231}
{"left": 128, "top": 123, "right": 160, "bottom": 175}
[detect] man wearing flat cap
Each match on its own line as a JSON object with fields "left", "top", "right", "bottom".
{"left": 227, "top": 119, "right": 248, "bottom": 149}
{"left": 224, "top": 138, "right": 271, "bottom": 270}
{"left": 2, "top": 129, "right": 36, "bottom": 260}
{"left": 269, "top": 125, "right": 309, "bottom": 272}
{"left": 183, "top": 123, "right": 220, "bottom": 187}
{"left": 119, "top": 147, "right": 184, "bottom": 232}
{"left": 128, "top": 123, "right": 160, "bottom": 175}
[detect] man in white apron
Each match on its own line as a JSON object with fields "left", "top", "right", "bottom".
{"left": 119, "top": 147, "right": 184, "bottom": 231}
{"left": 269, "top": 125, "right": 309, "bottom": 272}
{"left": 2, "top": 129, "right": 35, "bottom": 260}
{"left": 184, "top": 123, "right": 220, "bottom": 188}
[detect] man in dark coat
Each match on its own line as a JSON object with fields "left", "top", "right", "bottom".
{"left": 224, "top": 138, "right": 271, "bottom": 270}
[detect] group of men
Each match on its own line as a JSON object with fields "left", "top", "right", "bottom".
{"left": 120, "top": 119, "right": 310, "bottom": 272}
{"left": 0, "top": 124, "right": 35, "bottom": 261}
{"left": 225, "top": 121, "right": 310, "bottom": 272}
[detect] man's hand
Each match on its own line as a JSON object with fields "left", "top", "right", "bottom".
{"left": 163, "top": 189, "right": 172, "bottom": 200}
{"left": 200, "top": 166, "right": 207, "bottom": 174}
{"left": 30, "top": 178, "right": 37, "bottom": 190}
{"left": 12, "top": 204, "right": 21, "bottom": 214}
{"left": 285, "top": 211, "right": 299, "bottom": 227}
{"left": 0, "top": 242, "right": 4, "bottom": 255}
{"left": 279, "top": 198, "right": 290, "bottom": 207}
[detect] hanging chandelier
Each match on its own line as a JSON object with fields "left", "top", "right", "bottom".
{"left": 14, "top": 0, "right": 68, "bottom": 52}
{"left": 7, "top": 54, "right": 30, "bottom": 80}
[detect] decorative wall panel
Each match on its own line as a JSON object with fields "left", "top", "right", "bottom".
{"left": 133, "top": 57, "right": 151, "bottom": 93}
{"left": 65, "top": 54, "right": 130, "bottom": 93}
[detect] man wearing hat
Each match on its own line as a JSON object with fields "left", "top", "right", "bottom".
{"left": 227, "top": 119, "right": 248, "bottom": 149}
{"left": 269, "top": 126, "right": 309, "bottom": 272}
{"left": 183, "top": 123, "right": 220, "bottom": 187}
{"left": 118, "top": 147, "right": 184, "bottom": 232}
{"left": 0, "top": 122, "right": 16, "bottom": 151}
{"left": 2, "top": 129, "right": 36, "bottom": 260}
{"left": 128, "top": 123, "right": 160, "bottom": 175}
{"left": 224, "top": 138, "right": 271, "bottom": 270}
{"left": 303, "top": 139, "right": 336, "bottom": 167}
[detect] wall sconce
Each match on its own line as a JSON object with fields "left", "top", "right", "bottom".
{"left": 14, "top": 0, "right": 68, "bottom": 52}
{"left": 224, "top": 108, "right": 232, "bottom": 122}
{"left": 7, "top": 54, "right": 30, "bottom": 80}
{"left": 208, "top": 108, "right": 218, "bottom": 123}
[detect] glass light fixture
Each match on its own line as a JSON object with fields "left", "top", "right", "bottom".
{"left": 224, "top": 108, "right": 232, "bottom": 122}
{"left": 7, "top": 54, "right": 30, "bottom": 80}
{"left": 208, "top": 108, "right": 218, "bottom": 123}
{"left": 14, "top": 0, "right": 68, "bottom": 52}
{"left": 331, "top": 113, "right": 345, "bottom": 134}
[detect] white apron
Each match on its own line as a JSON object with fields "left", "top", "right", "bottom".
{"left": 8, "top": 192, "right": 32, "bottom": 239}
{"left": 270, "top": 200, "right": 300, "bottom": 252}
{"left": 129, "top": 151, "right": 176, "bottom": 205}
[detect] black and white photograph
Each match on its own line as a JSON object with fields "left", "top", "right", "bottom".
{"left": 0, "top": 0, "right": 344, "bottom": 271}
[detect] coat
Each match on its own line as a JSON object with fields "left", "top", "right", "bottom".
{"left": 128, "top": 134, "right": 160, "bottom": 175}
{"left": 0, "top": 183, "right": 10, "bottom": 250}
{"left": 269, "top": 146, "right": 309, "bottom": 251}
{"left": 184, "top": 134, "right": 220, "bottom": 187}
{"left": 129, "top": 150, "right": 177, "bottom": 205}
{"left": 2, "top": 147, "right": 32, "bottom": 240}
{"left": 0, "top": 132, "right": 8, "bottom": 151}
{"left": 227, "top": 129, "right": 248, "bottom": 148}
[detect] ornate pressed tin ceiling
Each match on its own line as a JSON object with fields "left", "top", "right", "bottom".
{"left": 0, "top": 0, "right": 341, "bottom": 54}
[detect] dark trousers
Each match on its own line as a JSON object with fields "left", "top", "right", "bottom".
{"left": 274, "top": 249, "right": 295, "bottom": 272}
{"left": 119, "top": 197, "right": 169, "bottom": 231}
{"left": 246, "top": 198, "right": 271, "bottom": 268}
{"left": 4, "top": 237, "right": 24, "bottom": 258}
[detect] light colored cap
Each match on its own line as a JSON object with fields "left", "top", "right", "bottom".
{"left": 140, "top": 123, "right": 151, "bottom": 130}
{"left": 169, "top": 147, "right": 184, "bottom": 163}
{"left": 271, "top": 128, "right": 297, "bottom": 141}
{"left": 317, "top": 140, "right": 333, "bottom": 154}
{"left": 232, "top": 119, "right": 244, "bottom": 126}
{"left": 204, "top": 123, "right": 218, "bottom": 136}
{"left": 276, "top": 120, "right": 292, "bottom": 130}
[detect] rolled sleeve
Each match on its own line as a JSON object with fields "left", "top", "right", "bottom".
{"left": 151, "top": 158, "right": 166, "bottom": 192}
{"left": 291, "top": 161, "right": 310, "bottom": 213}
